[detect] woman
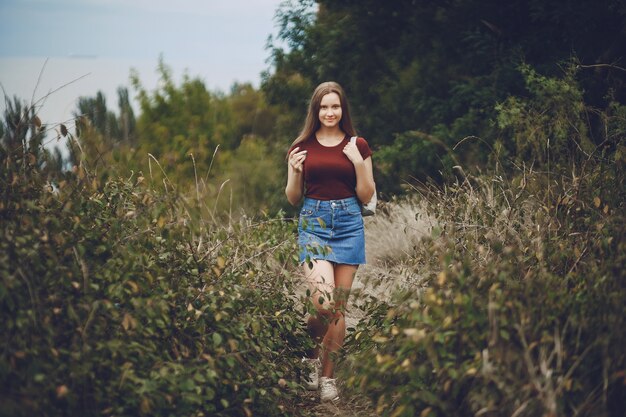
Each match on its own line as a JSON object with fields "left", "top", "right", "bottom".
{"left": 285, "top": 81, "right": 375, "bottom": 402}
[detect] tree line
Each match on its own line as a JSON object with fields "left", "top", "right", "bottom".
{"left": 2, "top": 0, "right": 625, "bottom": 213}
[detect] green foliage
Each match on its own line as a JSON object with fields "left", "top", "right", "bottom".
{"left": 264, "top": 0, "right": 626, "bottom": 187}
{"left": 213, "top": 136, "right": 285, "bottom": 214}
{"left": 340, "top": 84, "right": 626, "bottom": 416}
{"left": 1, "top": 125, "right": 312, "bottom": 415}
{"left": 3, "top": 3, "right": 625, "bottom": 414}
{"left": 67, "top": 58, "right": 291, "bottom": 217}
{"left": 495, "top": 64, "right": 594, "bottom": 167}
{"left": 344, "top": 158, "right": 625, "bottom": 415}
{"left": 1, "top": 94, "right": 65, "bottom": 181}
{"left": 130, "top": 58, "right": 232, "bottom": 183}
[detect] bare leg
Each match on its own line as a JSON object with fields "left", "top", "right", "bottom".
{"left": 303, "top": 260, "right": 357, "bottom": 378}
{"left": 320, "top": 264, "right": 356, "bottom": 378}
{"left": 304, "top": 260, "right": 335, "bottom": 359}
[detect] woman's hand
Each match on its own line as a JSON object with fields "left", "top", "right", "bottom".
{"left": 286, "top": 147, "right": 306, "bottom": 205}
{"left": 288, "top": 147, "right": 307, "bottom": 173}
{"left": 343, "top": 139, "right": 363, "bottom": 165}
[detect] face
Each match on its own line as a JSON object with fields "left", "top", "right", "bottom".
{"left": 318, "top": 92, "right": 342, "bottom": 129}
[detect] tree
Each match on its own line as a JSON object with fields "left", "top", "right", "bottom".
{"left": 130, "top": 59, "right": 237, "bottom": 184}
{"left": 1, "top": 95, "right": 52, "bottom": 173}
{"left": 263, "top": 0, "right": 626, "bottom": 190}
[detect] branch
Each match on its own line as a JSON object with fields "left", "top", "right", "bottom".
{"left": 577, "top": 63, "right": 626, "bottom": 73}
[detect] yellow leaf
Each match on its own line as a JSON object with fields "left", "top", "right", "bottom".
{"left": 157, "top": 216, "right": 166, "bottom": 228}
{"left": 376, "top": 395, "right": 388, "bottom": 415}
{"left": 391, "top": 405, "right": 406, "bottom": 417}
{"left": 454, "top": 294, "right": 463, "bottom": 305}
{"left": 127, "top": 281, "right": 139, "bottom": 293}
{"left": 376, "top": 353, "right": 393, "bottom": 364}
{"left": 122, "top": 313, "right": 131, "bottom": 331}
{"left": 228, "top": 339, "right": 238, "bottom": 351}
{"left": 437, "top": 271, "right": 446, "bottom": 286}
{"left": 217, "top": 256, "right": 226, "bottom": 269}
{"left": 593, "top": 196, "right": 601, "bottom": 208}
{"left": 251, "top": 321, "right": 260, "bottom": 334}
{"left": 563, "top": 378, "right": 572, "bottom": 391}
{"left": 465, "top": 367, "right": 477, "bottom": 376}
{"left": 403, "top": 328, "right": 426, "bottom": 342}
{"left": 420, "top": 406, "right": 433, "bottom": 417}
{"left": 140, "top": 397, "right": 151, "bottom": 414}
{"left": 424, "top": 288, "right": 437, "bottom": 304}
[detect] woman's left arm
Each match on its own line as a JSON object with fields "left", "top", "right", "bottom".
{"left": 344, "top": 139, "right": 375, "bottom": 203}
{"left": 353, "top": 157, "right": 375, "bottom": 204}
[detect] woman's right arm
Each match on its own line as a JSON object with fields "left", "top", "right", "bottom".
{"left": 285, "top": 147, "right": 307, "bottom": 206}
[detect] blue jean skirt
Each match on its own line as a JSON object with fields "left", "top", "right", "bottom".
{"left": 297, "top": 197, "right": 366, "bottom": 265}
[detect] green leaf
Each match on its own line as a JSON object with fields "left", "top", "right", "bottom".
{"left": 180, "top": 378, "right": 195, "bottom": 391}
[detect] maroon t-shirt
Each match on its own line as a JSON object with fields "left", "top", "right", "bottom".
{"left": 290, "top": 134, "right": 373, "bottom": 200}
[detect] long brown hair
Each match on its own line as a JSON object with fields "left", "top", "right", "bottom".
{"left": 290, "top": 81, "right": 357, "bottom": 149}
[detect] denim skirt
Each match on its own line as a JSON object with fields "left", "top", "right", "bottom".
{"left": 297, "top": 197, "right": 366, "bottom": 265}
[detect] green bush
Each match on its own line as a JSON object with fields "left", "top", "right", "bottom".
{"left": 0, "top": 158, "right": 309, "bottom": 416}
{"left": 344, "top": 162, "right": 625, "bottom": 416}
{"left": 341, "top": 69, "right": 626, "bottom": 417}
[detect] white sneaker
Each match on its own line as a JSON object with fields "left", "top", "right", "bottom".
{"left": 319, "top": 376, "right": 339, "bottom": 402}
{"left": 301, "top": 358, "right": 321, "bottom": 390}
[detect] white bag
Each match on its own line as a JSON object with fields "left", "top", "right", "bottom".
{"left": 350, "top": 136, "right": 377, "bottom": 216}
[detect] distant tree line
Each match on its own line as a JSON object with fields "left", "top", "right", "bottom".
{"left": 2, "top": 0, "right": 625, "bottom": 213}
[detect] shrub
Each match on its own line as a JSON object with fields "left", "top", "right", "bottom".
{"left": 342, "top": 69, "right": 626, "bottom": 417}
{"left": 0, "top": 158, "right": 310, "bottom": 416}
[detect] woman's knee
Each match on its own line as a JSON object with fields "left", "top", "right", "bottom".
{"left": 311, "top": 301, "right": 346, "bottom": 324}
{"left": 310, "top": 299, "right": 334, "bottom": 318}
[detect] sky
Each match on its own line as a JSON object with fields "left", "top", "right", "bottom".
{"left": 0, "top": 0, "right": 286, "bottom": 131}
